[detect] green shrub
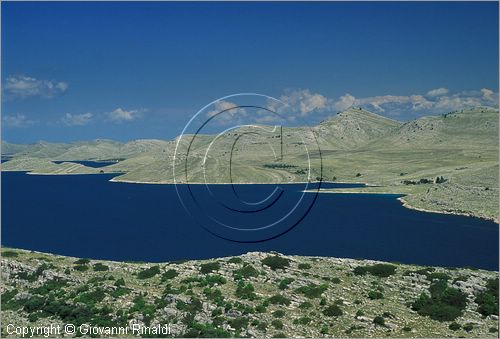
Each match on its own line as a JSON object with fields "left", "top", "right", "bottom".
{"left": 74, "top": 258, "right": 90, "bottom": 265}
{"left": 92, "top": 263, "right": 109, "bottom": 272}
{"left": 299, "top": 301, "right": 312, "bottom": 309}
{"left": 257, "top": 321, "right": 267, "bottom": 331}
{"left": 30, "top": 279, "right": 67, "bottom": 295}
{"left": 267, "top": 294, "right": 291, "bottom": 306}
{"left": 298, "top": 263, "right": 311, "bottom": 270}
{"left": 182, "top": 322, "right": 230, "bottom": 338}
{"left": 356, "top": 310, "right": 364, "bottom": 317}
{"left": 354, "top": 264, "right": 397, "bottom": 277}
{"left": 203, "top": 288, "right": 223, "bottom": 302}
{"left": 235, "top": 282, "right": 257, "bottom": 300}
{"left": 75, "top": 288, "right": 106, "bottom": 305}
{"left": 322, "top": 305, "right": 343, "bottom": 317}
{"left": 200, "top": 274, "right": 227, "bottom": 287}
{"left": 161, "top": 269, "right": 179, "bottom": 281}
{"left": 73, "top": 265, "right": 89, "bottom": 272}
{"left": 175, "top": 297, "right": 202, "bottom": 313}
{"left": 382, "top": 312, "right": 394, "bottom": 319}
{"left": 137, "top": 266, "right": 160, "bottom": 279}
{"left": 200, "top": 262, "right": 220, "bottom": 274}
{"left": 111, "top": 287, "right": 131, "bottom": 298}
{"left": 271, "top": 320, "right": 283, "bottom": 330}
{"left": 233, "top": 264, "right": 259, "bottom": 279}
{"left": 293, "top": 317, "right": 311, "bottom": 325}
{"left": 228, "top": 257, "right": 243, "bottom": 264}
{"left": 368, "top": 291, "right": 384, "bottom": 300}
{"left": 331, "top": 277, "right": 341, "bottom": 284}
{"left": 255, "top": 304, "right": 266, "bottom": 313}
{"left": 489, "top": 327, "right": 498, "bottom": 333}
{"left": 273, "top": 310, "right": 286, "bottom": 318}
{"left": 262, "top": 256, "right": 290, "bottom": 270}
{"left": 411, "top": 280, "right": 467, "bottom": 321}
{"left": 278, "top": 277, "right": 294, "bottom": 290}
{"left": 475, "top": 278, "right": 498, "bottom": 316}
{"left": 295, "top": 283, "right": 327, "bottom": 299}
{"left": 114, "top": 278, "right": 125, "bottom": 287}
{"left": 1, "top": 289, "right": 20, "bottom": 311}
{"left": 228, "top": 317, "right": 249, "bottom": 330}
{"left": 448, "top": 322, "right": 461, "bottom": 331}
{"left": 402, "top": 326, "right": 412, "bottom": 332}
{"left": 272, "top": 332, "right": 286, "bottom": 338}
{"left": 373, "top": 316, "right": 385, "bottom": 326}
{"left": 2, "top": 251, "right": 18, "bottom": 258}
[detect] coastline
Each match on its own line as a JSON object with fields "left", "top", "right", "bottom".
{"left": 397, "top": 196, "right": 499, "bottom": 224}
{"left": 109, "top": 177, "right": 332, "bottom": 185}
{"left": 311, "top": 188, "right": 499, "bottom": 224}
{"left": 1, "top": 247, "right": 497, "bottom": 272}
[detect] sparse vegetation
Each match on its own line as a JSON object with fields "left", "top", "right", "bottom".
{"left": 92, "top": 263, "right": 109, "bottom": 271}
{"left": 200, "top": 262, "right": 220, "bottom": 274}
{"left": 162, "top": 269, "right": 179, "bottom": 281}
{"left": 278, "top": 277, "right": 294, "bottom": 290}
{"left": 411, "top": 280, "right": 467, "bottom": 321}
{"left": 233, "top": 264, "right": 259, "bottom": 279}
{"left": 368, "top": 291, "right": 384, "bottom": 300}
{"left": 353, "top": 263, "right": 397, "bottom": 277}
{"left": 137, "top": 265, "right": 160, "bottom": 279}
{"left": 295, "top": 283, "right": 328, "bottom": 299}
{"left": 261, "top": 256, "right": 290, "bottom": 270}
{"left": 373, "top": 316, "right": 386, "bottom": 327}
{"left": 267, "top": 294, "right": 291, "bottom": 306}
{"left": 323, "top": 305, "right": 343, "bottom": 317}
{"left": 2, "top": 251, "right": 19, "bottom": 258}
{"left": 475, "top": 278, "right": 499, "bottom": 316}
{"left": 1, "top": 249, "right": 498, "bottom": 338}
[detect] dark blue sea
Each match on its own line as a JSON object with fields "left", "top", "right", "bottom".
{"left": 52, "top": 160, "right": 118, "bottom": 168}
{"left": 2, "top": 172, "right": 498, "bottom": 270}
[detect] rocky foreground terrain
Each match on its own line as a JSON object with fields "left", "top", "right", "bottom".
{"left": 1, "top": 248, "right": 498, "bottom": 338}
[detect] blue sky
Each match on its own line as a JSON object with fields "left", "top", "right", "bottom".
{"left": 2, "top": 1, "right": 498, "bottom": 143}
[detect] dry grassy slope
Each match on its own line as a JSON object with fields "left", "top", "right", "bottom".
{"left": 2, "top": 141, "right": 73, "bottom": 159}
{"left": 366, "top": 108, "right": 499, "bottom": 150}
{"left": 314, "top": 108, "right": 402, "bottom": 150}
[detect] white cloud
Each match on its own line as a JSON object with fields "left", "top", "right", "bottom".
{"left": 106, "top": 108, "right": 145, "bottom": 123}
{"left": 207, "top": 100, "right": 246, "bottom": 118}
{"left": 481, "top": 88, "right": 497, "bottom": 102}
{"left": 268, "top": 87, "right": 498, "bottom": 120}
{"left": 62, "top": 112, "right": 93, "bottom": 126}
{"left": 333, "top": 93, "right": 357, "bottom": 111}
{"left": 4, "top": 75, "right": 68, "bottom": 99}
{"left": 277, "top": 90, "right": 328, "bottom": 116}
{"left": 427, "top": 88, "right": 449, "bottom": 97}
{"left": 330, "top": 89, "right": 497, "bottom": 116}
{"left": 2, "top": 114, "right": 36, "bottom": 128}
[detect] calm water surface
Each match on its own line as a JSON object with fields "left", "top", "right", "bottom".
{"left": 2, "top": 172, "right": 498, "bottom": 270}
{"left": 52, "top": 160, "right": 118, "bottom": 168}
